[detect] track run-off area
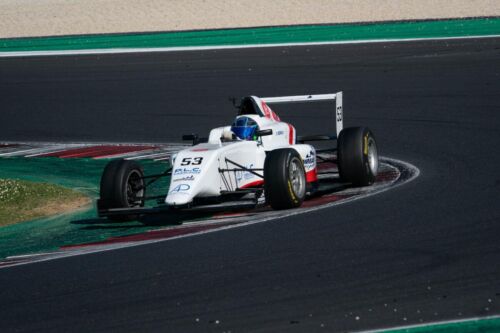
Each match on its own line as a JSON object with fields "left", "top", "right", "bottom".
{"left": 0, "top": 26, "right": 499, "bottom": 332}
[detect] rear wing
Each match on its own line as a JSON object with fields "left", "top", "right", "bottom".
{"left": 261, "top": 92, "right": 343, "bottom": 137}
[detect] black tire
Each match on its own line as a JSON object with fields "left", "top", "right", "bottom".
{"left": 99, "top": 159, "right": 145, "bottom": 221}
{"left": 264, "top": 148, "right": 306, "bottom": 210}
{"left": 337, "top": 127, "right": 379, "bottom": 186}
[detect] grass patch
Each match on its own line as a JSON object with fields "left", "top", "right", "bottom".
{"left": 0, "top": 157, "right": 170, "bottom": 259}
{"left": 0, "top": 178, "right": 91, "bottom": 227}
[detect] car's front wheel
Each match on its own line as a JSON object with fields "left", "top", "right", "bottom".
{"left": 99, "top": 159, "right": 145, "bottom": 221}
{"left": 264, "top": 148, "right": 306, "bottom": 210}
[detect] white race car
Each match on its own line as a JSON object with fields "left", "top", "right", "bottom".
{"left": 97, "top": 91, "right": 379, "bottom": 220}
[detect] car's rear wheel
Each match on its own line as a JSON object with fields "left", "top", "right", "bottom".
{"left": 337, "top": 127, "right": 378, "bottom": 186}
{"left": 264, "top": 148, "right": 306, "bottom": 210}
{"left": 99, "top": 159, "right": 145, "bottom": 221}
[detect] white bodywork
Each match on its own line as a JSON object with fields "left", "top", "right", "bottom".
{"left": 166, "top": 92, "right": 343, "bottom": 206}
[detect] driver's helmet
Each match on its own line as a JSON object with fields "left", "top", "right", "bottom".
{"left": 231, "top": 116, "right": 259, "bottom": 140}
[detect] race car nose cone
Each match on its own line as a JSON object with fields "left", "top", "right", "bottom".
{"left": 165, "top": 194, "right": 192, "bottom": 206}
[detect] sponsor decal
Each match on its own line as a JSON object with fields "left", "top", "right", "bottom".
{"left": 191, "top": 148, "right": 209, "bottom": 152}
{"left": 236, "top": 164, "right": 255, "bottom": 182}
{"left": 364, "top": 134, "right": 369, "bottom": 155}
{"left": 261, "top": 101, "right": 281, "bottom": 121}
{"left": 173, "top": 175, "right": 195, "bottom": 182}
{"left": 174, "top": 167, "right": 201, "bottom": 175}
{"left": 276, "top": 130, "right": 284, "bottom": 136}
{"left": 336, "top": 105, "right": 343, "bottom": 122}
{"left": 287, "top": 180, "right": 298, "bottom": 202}
{"left": 169, "top": 184, "right": 191, "bottom": 194}
{"left": 304, "top": 150, "right": 316, "bottom": 169}
{"left": 261, "top": 101, "right": 271, "bottom": 117}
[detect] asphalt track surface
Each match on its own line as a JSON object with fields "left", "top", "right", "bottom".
{"left": 0, "top": 38, "right": 499, "bottom": 332}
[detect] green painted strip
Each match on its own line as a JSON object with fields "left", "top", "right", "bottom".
{"left": 0, "top": 157, "right": 171, "bottom": 259}
{"left": 1, "top": 18, "right": 500, "bottom": 52}
{"left": 380, "top": 316, "right": 500, "bottom": 333}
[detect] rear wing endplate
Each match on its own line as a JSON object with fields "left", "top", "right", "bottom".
{"left": 261, "top": 92, "right": 343, "bottom": 137}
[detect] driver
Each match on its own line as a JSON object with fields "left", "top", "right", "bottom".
{"left": 231, "top": 116, "right": 259, "bottom": 140}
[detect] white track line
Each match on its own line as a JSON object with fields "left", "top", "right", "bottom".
{"left": 355, "top": 314, "right": 500, "bottom": 333}
{"left": 126, "top": 152, "right": 171, "bottom": 160}
{"left": 0, "top": 147, "right": 39, "bottom": 156}
{"left": 92, "top": 149, "right": 159, "bottom": 160}
{"left": 110, "top": 148, "right": 183, "bottom": 160}
{"left": 154, "top": 156, "right": 172, "bottom": 161}
{"left": 24, "top": 145, "right": 87, "bottom": 157}
{"left": 0, "top": 142, "right": 187, "bottom": 159}
{"left": 1, "top": 34, "right": 499, "bottom": 58}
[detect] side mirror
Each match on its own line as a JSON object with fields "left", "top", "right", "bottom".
{"left": 182, "top": 134, "right": 198, "bottom": 145}
{"left": 255, "top": 129, "right": 273, "bottom": 137}
{"left": 182, "top": 134, "right": 198, "bottom": 141}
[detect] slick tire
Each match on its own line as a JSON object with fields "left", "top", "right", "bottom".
{"left": 99, "top": 159, "right": 145, "bottom": 221}
{"left": 337, "top": 127, "right": 379, "bottom": 186}
{"left": 264, "top": 148, "right": 306, "bottom": 210}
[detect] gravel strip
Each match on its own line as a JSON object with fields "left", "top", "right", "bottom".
{"left": 1, "top": 0, "right": 499, "bottom": 38}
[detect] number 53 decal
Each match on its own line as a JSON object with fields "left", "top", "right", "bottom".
{"left": 180, "top": 157, "right": 204, "bottom": 166}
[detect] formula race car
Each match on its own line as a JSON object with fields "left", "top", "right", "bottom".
{"left": 97, "top": 91, "right": 379, "bottom": 220}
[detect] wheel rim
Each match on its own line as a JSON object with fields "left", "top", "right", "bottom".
{"left": 289, "top": 157, "right": 306, "bottom": 198}
{"left": 367, "top": 137, "right": 379, "bottom": 176}
{"left": 126, "top": 170, "right": 144, "bottom": 207}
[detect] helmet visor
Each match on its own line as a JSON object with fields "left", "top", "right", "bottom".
{"left": 231, "top": 117, "right": 258, "bottom": 140}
